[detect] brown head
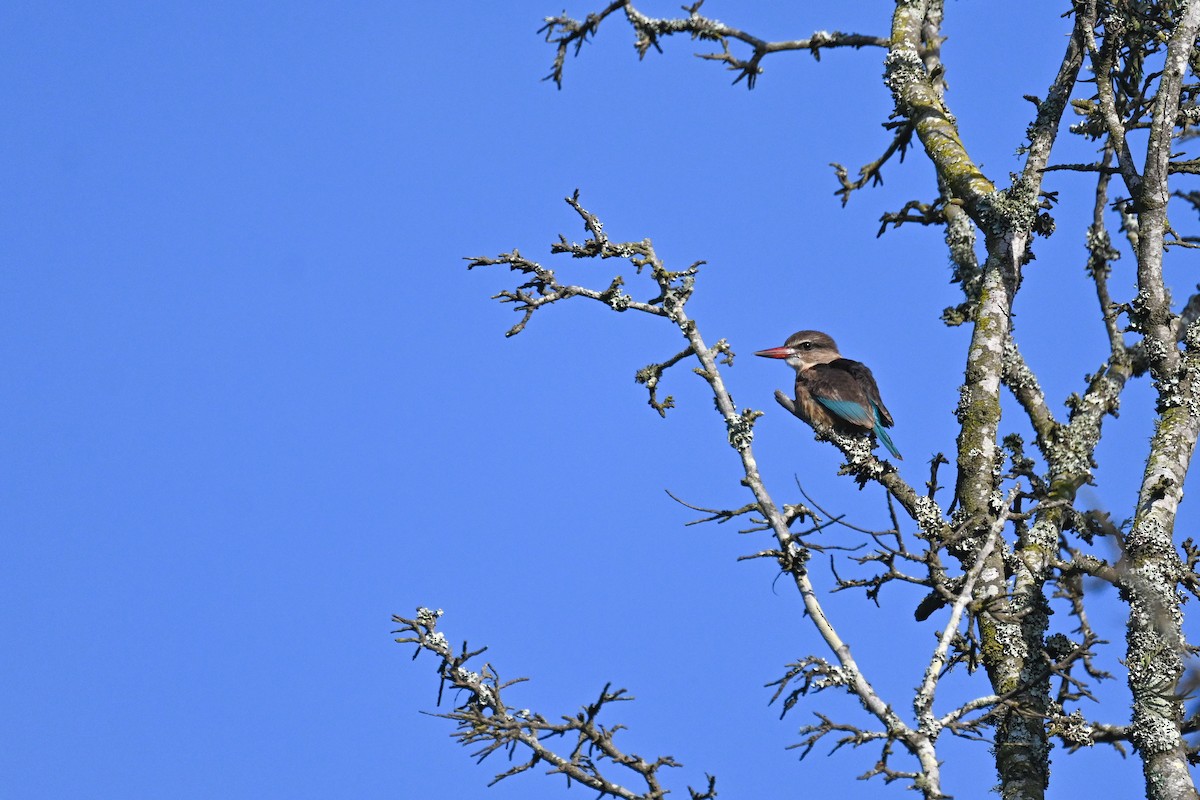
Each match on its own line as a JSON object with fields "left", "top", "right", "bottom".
{"left": 754, "top": 330, "right": 842, "bottom": 371}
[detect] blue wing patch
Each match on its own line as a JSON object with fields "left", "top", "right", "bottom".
{"left": 815, "top": 397, "right": 874, "bottom": 428}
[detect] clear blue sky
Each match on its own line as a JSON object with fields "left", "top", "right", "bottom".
{"left": 3, "top": 2, "right": 1191, "bottom": 798}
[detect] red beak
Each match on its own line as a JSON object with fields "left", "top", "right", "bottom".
{"left": 754, "top": 346, "right": 792, "bottom": 359}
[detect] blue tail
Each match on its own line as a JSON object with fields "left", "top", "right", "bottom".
{"left": 817, "top": 396, "right": 903, "bottom": 460}
{"left": 874, "top": 423, "right": 902, "bottom": 460}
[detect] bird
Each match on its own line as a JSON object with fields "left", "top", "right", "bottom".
{"left": 755, "top": 330, "right": 902, "bottom": 460}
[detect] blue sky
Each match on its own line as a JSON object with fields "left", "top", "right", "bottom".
{"left": 3, "top": 2, "right": 1192, "bottom": 798}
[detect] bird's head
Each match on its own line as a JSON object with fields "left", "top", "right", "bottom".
{"left": 754, "top": 330, "right": 841, "bottom": 371}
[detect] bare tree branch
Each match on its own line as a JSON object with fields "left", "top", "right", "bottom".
{"left": 394, "top": 608, "right": 694, "bottom": 799}
{"left": 540, "top": 1, "right": 888, "bottom": 90}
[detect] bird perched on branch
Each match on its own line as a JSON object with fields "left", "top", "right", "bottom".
{"left": 755, "top": 330, "right": 902, "bottom": 460}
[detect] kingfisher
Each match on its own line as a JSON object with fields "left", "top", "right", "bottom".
{"left": 755, "top": 330, "right": 902, "bottom": 460}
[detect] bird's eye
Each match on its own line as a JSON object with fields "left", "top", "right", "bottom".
{"left": 800, "top": 342, "right": 813, "bottom": 350}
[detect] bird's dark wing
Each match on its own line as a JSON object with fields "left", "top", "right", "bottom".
{"left": 788, "top": 377, "right": 838, "bottom": 429}
{"left": 801, "top": 362, "right": 875, "bottom": 431}
{"left": 833, "top": 358, "right": 894, "bottom": 428}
